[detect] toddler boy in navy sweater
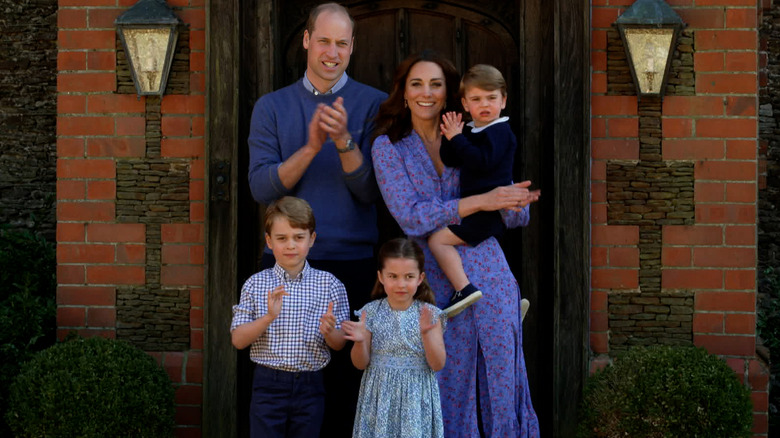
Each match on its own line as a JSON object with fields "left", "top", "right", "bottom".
{"left": 432, "top": 64, "right": 537, "bottom": 317}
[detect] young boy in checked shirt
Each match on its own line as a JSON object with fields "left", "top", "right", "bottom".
{"left": 231, "top": 196, "right": 350, "bottom": 438}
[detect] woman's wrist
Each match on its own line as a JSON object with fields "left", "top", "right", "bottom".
{"left": 458, "top": 193, "right": 484, "bottom": 218}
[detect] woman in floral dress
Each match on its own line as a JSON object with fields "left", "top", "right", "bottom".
{"left": 371, "top": 51, "right": 541, "bottom": 437}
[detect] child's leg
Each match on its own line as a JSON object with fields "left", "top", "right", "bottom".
{"left": 428, "top": 227, "right": 483, "bottom": 317}
{"left": 428, "top": 227, "right": 469, "bottom": 291}
{"left": 250, "top": 366, "right": 288, "bottom": 438}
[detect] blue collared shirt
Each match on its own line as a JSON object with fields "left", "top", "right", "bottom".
{"left": 302, "top": 71, "right": 349, "bottom": 95}
{"left": 231, "top": 262, "right": 350, "bottom": 371}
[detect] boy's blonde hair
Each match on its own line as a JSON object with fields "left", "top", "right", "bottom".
{"left": 264, "top": 196, "right": 316, "bottom": 234}
{"left": 459, "top": 64, "right": 507, "bottom": 97}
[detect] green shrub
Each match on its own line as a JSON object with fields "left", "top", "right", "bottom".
{"left": 6, "top": 336, "right": 175, "bottom": 438}
{"left": 0, "top": 228, "right": 56, "bottom": 435}
{"left": 578, "top": 345, "right": 753, "bottom": 438}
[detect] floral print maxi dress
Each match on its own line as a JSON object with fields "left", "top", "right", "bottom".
{"left": 372, "top": 131, "right": 540, "bottom": 438}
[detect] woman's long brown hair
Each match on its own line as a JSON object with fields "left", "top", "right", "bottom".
{"left": 373, "top": 50, "right": 461, "bottom": 143}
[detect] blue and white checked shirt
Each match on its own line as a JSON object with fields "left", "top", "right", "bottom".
{"left": 231, "top": 262, "right": 350, "bottom": 372}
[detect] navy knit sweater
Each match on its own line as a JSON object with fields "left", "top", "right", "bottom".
{"left": 248, "top": 78, "right": 387, "bottom": 260}
{"left": 440, "top": 117, "right": 517, "bottom": 197}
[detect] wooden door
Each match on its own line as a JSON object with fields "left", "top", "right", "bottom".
{"left": 207, "top": 1, "right": 588, "bottom": 437}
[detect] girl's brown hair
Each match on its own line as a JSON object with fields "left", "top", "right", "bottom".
{"left": 373, "top": 50, "right": 461, "bottom": 143}
{"left": 370, "top": 238, "right": 436, "bottom": 305}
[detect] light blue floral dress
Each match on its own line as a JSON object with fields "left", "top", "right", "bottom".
{"left": 352, "top": 298, "right": 445, "bottom": 438}
{"left": 372, "top": 132, "right": 540, "bottom": 437}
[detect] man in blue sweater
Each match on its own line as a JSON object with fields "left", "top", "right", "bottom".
{"left": 246, "top": 2, "right": 386, "bottom": 436}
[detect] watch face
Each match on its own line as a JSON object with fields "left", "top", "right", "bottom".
{"left": 338, "top": 139, "right": 355, "bottom": 152}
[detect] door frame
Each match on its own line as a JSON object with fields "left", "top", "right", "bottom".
{"left": 205, "top": 1, "right": 590, "bottom": 436}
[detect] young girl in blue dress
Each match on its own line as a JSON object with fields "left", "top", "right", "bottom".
{"left": 342, "top": 238, "right": 446, "bottom": 438}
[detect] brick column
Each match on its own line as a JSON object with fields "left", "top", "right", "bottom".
{"left": 56, "top": 1, "right": 206, "bottom": 436}
{"left": 591, "top": 2, "right": 767, "bottom": 436}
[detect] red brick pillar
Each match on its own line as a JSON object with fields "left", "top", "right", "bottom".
{"left": 56, "top": 1, "right": 206, "bottom": 436}
{"left": 591, "top": 2, "right": 768, "bottom": 436}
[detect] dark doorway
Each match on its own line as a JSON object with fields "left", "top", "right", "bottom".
{"left": 207, "top": 1, "right": 588, "bottom": 437}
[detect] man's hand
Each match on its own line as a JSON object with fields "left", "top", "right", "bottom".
{"left": 319, "top": 97, "right": 350, "bottom": 145}
{"left": 306, "top": 104, "right": 328, "bottom": 153}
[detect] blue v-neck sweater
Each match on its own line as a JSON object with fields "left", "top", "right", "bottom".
{"left": 248, "top": 79, "right": 387, "bottom": 260}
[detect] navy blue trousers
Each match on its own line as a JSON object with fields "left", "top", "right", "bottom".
{"left": 250, "top": 365, "right": 326, "bottom": 438}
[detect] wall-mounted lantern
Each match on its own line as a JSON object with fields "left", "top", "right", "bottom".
{"left": 115, "top": 0, "right": 180, "bottom": 96}
{"left": 615, "top": 0, "right": 685, "bottom": 98}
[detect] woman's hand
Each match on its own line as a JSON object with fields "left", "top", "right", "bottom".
{"left": 458, "top": 180, "right": 540, "bottom": 218}
{"left": 481, "top": 180, "right": 540, "bottom": 212}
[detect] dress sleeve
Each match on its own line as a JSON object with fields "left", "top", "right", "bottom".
{"left": 372, "top": 135, "right": 461, "bottom": 238}
{"left": 501, "top": 204, "right": 531, "bottom": 229}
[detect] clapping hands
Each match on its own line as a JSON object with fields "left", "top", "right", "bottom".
{"left": 342, "top": 310, "right": 370, "bottom": 343}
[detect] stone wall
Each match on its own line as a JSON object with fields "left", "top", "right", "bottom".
{"left": 0, "top": 0, "right": 58, "bottom": 239}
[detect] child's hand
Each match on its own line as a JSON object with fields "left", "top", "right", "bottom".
{"left": 266, "top": 285, "right": 287, "bottom": 319}
{"left": 342, "top": 311, "right": 370, "bottom": 343}
{"left": 440, "top": 111, "right": 464, "bottom": 141}
{"left": 420, "top": 306, "right": 439, "bottom": 335}
{"left": 319, "top": 302, "right": 337, "bottom": 337}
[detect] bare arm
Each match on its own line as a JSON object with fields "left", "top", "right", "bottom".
{"left": 458, "top": 181, "right": 540, "bottom": 218}
{"left": 420, "top": 306, "right": 446, "bottom": 371}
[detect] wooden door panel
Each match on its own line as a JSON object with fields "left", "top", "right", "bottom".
{"left": 406, "top": 11, "right": 456, "bottom": 61}
{"left": 351, "top": 11, "right": 398, "bottom": 94}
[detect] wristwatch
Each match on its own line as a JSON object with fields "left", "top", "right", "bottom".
{"left": 336, "top": 138, "right": 356, "bottom": 153}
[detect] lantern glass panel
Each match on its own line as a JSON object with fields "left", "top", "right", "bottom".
{"left": 624, "top": 28, "right": 675, "bottom": 95}
{"left": 122, "top": 27, "right": 173, "bottom": 94}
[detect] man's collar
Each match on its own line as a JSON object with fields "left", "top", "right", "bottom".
{"left": 302, "top": 72, "right": 349, "bottom": 95}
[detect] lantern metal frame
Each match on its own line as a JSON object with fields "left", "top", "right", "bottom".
{"left": 115, "top": 0, "right": 181, "bottom": 96}
{"left": 615, "top": 0, "right": 686, "bottom": 98}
